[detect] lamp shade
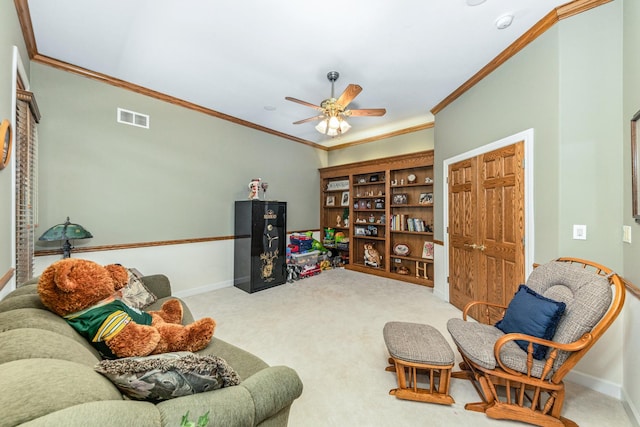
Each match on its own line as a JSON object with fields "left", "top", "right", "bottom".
{"left": 39, "top": 217, "right": 93, "bottom": 258}
{"left": 39, "top": 217, "right": 93, "bottom": 241}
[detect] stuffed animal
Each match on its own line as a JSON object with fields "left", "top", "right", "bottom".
{"left": 38, "top": 258, "right": 215, "bottom": 359}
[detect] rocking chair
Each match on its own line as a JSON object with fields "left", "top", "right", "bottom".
{"left": 447, "top": 257, "right": 625, "bottom": 427}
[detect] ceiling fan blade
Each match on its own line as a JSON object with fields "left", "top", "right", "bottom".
{"left": 347, "top": 108, "right": 387, "bottom": 117}
{"left": 336, "top": 84, "right": 362, "bottom": 108}
{"left": 285, "top": 97, "right": 323, "bottom": 111}
{"left": 293, "top": 115, "right": 325, "bottom": 125}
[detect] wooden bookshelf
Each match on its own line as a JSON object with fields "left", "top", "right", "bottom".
{"left": 319, "top": 150, "right": 434, "bottom": 286}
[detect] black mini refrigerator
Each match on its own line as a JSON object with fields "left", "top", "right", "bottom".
{"left": 234, "top": 200, "right": 287, "bottom": 293}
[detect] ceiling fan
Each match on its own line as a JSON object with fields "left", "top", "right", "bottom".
{"left": 285, "top": 71, "right": 386, "bottom": 137}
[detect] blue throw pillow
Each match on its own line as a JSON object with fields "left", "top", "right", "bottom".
{"left": 495, "top": 284, "right": 566, "bottom": 359}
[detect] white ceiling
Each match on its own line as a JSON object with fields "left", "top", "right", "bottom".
{"left": 26, "top": 0, "right": 569, "bottom": 147}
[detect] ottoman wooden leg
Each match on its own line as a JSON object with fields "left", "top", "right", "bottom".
{"left": 388, "top": 358, "right": 455, "bottom": 405}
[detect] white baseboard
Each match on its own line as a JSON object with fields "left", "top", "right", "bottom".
{"left": 174, "top": 280, "right": 233, "bottom": 299}
{"left": 622, "top": 388, "right": 640, "bottom": 427}
{"left": 565, "top": 369, "right": 621, "bottom": 399}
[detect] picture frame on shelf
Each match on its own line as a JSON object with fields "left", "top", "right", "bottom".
{"left": 422, "top": 241, "right": 434, "bottom": 259}
{"left": 419, "top": 192, "right": 433, "bottom": 205}
{"left": 355, "top": 226, "right": 367, "bottom": 236}
{"left": 393, "top": 243, "right": 410, "bottom": 256}
{"left": 326, "top": 195, "right": 335, "bottom": 206}
{"left": 327, "top": 179, "right": 349, "bottom": 191}
{"left": 341, "top": 191, "right": 350, "bottom": 206}
{"left": 392, "top": 193, "right": 408, "bottom": 205}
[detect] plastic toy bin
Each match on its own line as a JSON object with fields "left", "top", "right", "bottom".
{"left": 289, "top": 250, "right": 320, "bottom": 266}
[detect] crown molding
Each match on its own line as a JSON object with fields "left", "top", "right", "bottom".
{"left": 430, "top": 0, "right": 612, "bottom": 115}
{"left": 15, "top": 0, "right": 606, "bottom": 147}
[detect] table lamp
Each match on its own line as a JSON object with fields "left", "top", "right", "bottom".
{"left": 38, "top": 217, "right": 93, "bottom": 258}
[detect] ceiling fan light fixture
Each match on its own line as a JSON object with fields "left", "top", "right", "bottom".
{"left": 328, "top": 115, "right": 341, "bottom": 130}
{"left": 287, "top": 70, "right": 384, "bottom": 138}
{"left": 315, "top": 120, "right": 328, "bottom": 134}
{"left": 339, "top": 119, "right": 351, "bottom": 133}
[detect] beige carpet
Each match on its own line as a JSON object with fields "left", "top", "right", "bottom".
{"left": 184, "top": 268, "right": 632, "bottom": 427}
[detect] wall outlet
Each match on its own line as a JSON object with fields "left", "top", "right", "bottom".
{"left": 573, "top": 224, "right": 587, "bottom": 240}
{"left": 623, "top": 225, "right": 632, "bottom": 244}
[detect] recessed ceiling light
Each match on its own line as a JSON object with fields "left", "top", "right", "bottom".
{"left": 466, "top": 0, "right": 486, "bottom": 6}
{"left": 495, "top": 14, "right": 514, "bottom": 30}
{"left": 264, "top": 106, "right": 277, "bottom": 111}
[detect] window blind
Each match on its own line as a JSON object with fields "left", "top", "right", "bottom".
{"left": 15, "top": 89, "right": 40, "bottom": 285}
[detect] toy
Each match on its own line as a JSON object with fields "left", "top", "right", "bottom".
{"left": 38, "top": 258, "right": 215, "bottom": 359}
{"left": 248, "top": 178, "right": 261, "bottom": 200}
{"left": 363, "top": 243, "right": 382, "bottom": 267}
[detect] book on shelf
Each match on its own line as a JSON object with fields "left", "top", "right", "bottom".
{"left": 422, "top": 241, "right": 434, "bottom": 259}
{"left": 391, "top": 215, "right": 426, "bottom": 232}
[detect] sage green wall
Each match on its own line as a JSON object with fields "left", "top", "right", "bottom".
{"left": 434, "top": 3, "right": 625, "bottom": 386}
{"left": 327, "top": 128, "right": 434, "bottom": 165}
{"left": 434, "top": 27, "right": 560, "bottom": 261}
{"left": 622, "top": 0, "right": 640, "bottom": 416}
{"left": 0, "top": 0, "right": 29, "bottom": 291}
{"left": 558, "top": 4, "right": 623, "bottom": 267}
{"left": 31, "top": 63, "right": 327, "bottom": 247}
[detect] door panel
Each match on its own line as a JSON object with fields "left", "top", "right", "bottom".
{"left": 449, "top": 142, "right": 525, "bottom": 323}
{"left": 448, "top": 158, "right": 480, "bottom": 318}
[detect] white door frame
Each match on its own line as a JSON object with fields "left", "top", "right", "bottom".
{"left": 436, "top": 128, "right": 535, "bottom": 302}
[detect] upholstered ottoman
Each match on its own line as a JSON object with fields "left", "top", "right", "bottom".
{"left": 383, "top": 321, "right": 455, "bottom": 405}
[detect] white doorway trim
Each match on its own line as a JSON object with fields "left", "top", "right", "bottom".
{"left": 436, "top": 128, "right": 535, "bottom": 302}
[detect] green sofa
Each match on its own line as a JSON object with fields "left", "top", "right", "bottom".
{"left": 0, "top": 274, "right": 303, "bottom": 427}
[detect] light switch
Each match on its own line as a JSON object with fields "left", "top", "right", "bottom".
{"left": 573, "top": 224, "right": 587, "bottom": 240}
{"left": 623, "top": 225, "right": 632, "bottom": 244}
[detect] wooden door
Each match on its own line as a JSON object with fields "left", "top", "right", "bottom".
{"left": 449, "top": 142, "right": 525, "bottom": 323}
{"left": 448, "top": 157, "right": 479, "bottom": 317}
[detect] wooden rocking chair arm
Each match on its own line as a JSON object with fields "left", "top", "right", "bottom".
{"left": 462, "top": 300, "right": 508, "bottom": 321}
{"left": 494, "top": 332, "right": 594, "bottom": 377}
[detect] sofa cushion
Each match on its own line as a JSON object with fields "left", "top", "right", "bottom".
{"left": 157, "top": 384, "right": 256, "bottom": 427}
{"left": 3, "top": 282, "right": 38, "bottom": 297}
{"left": 198, "top": 337, "right": 269, "bottom": 380}
{"left": 0, "top": 293, "right": 46, "bottom": 312}
{"left": 0, "top": 308, "right": 101, "bottom": 358}
{"left": 19, "top": 401, "right": 161, "bottom": 427}
{"left": 495, "top": 284, "right": 566, "bottom": 359}
{"left": 0, "top": 359, "right": 123, "bottom": 427}
{"left": 0, "top": 328, "right": 99, "bottom": 366}
{"left": 95, "top": 352, "right": 240, "bottom": 402}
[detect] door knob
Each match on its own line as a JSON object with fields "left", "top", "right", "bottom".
{"left": 463, "top": 243, "right": 485, "bottom": 251}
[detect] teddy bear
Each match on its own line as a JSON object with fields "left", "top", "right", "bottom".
{"left": 38, "top": 258, "right": 216, "bottom": 359}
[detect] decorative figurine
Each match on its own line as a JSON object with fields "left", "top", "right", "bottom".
{"left": 248, "top": 178, "right": 261, "bottom": 200}
{"left": 336, "top": 215, "right": 342, "bottom": 227}
{"left": 363, "top": 243, "right": 382, "bottom": 268}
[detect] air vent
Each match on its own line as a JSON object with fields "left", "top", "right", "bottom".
{"left": 117, "top": 108, "right": 149, "bottom": 129}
